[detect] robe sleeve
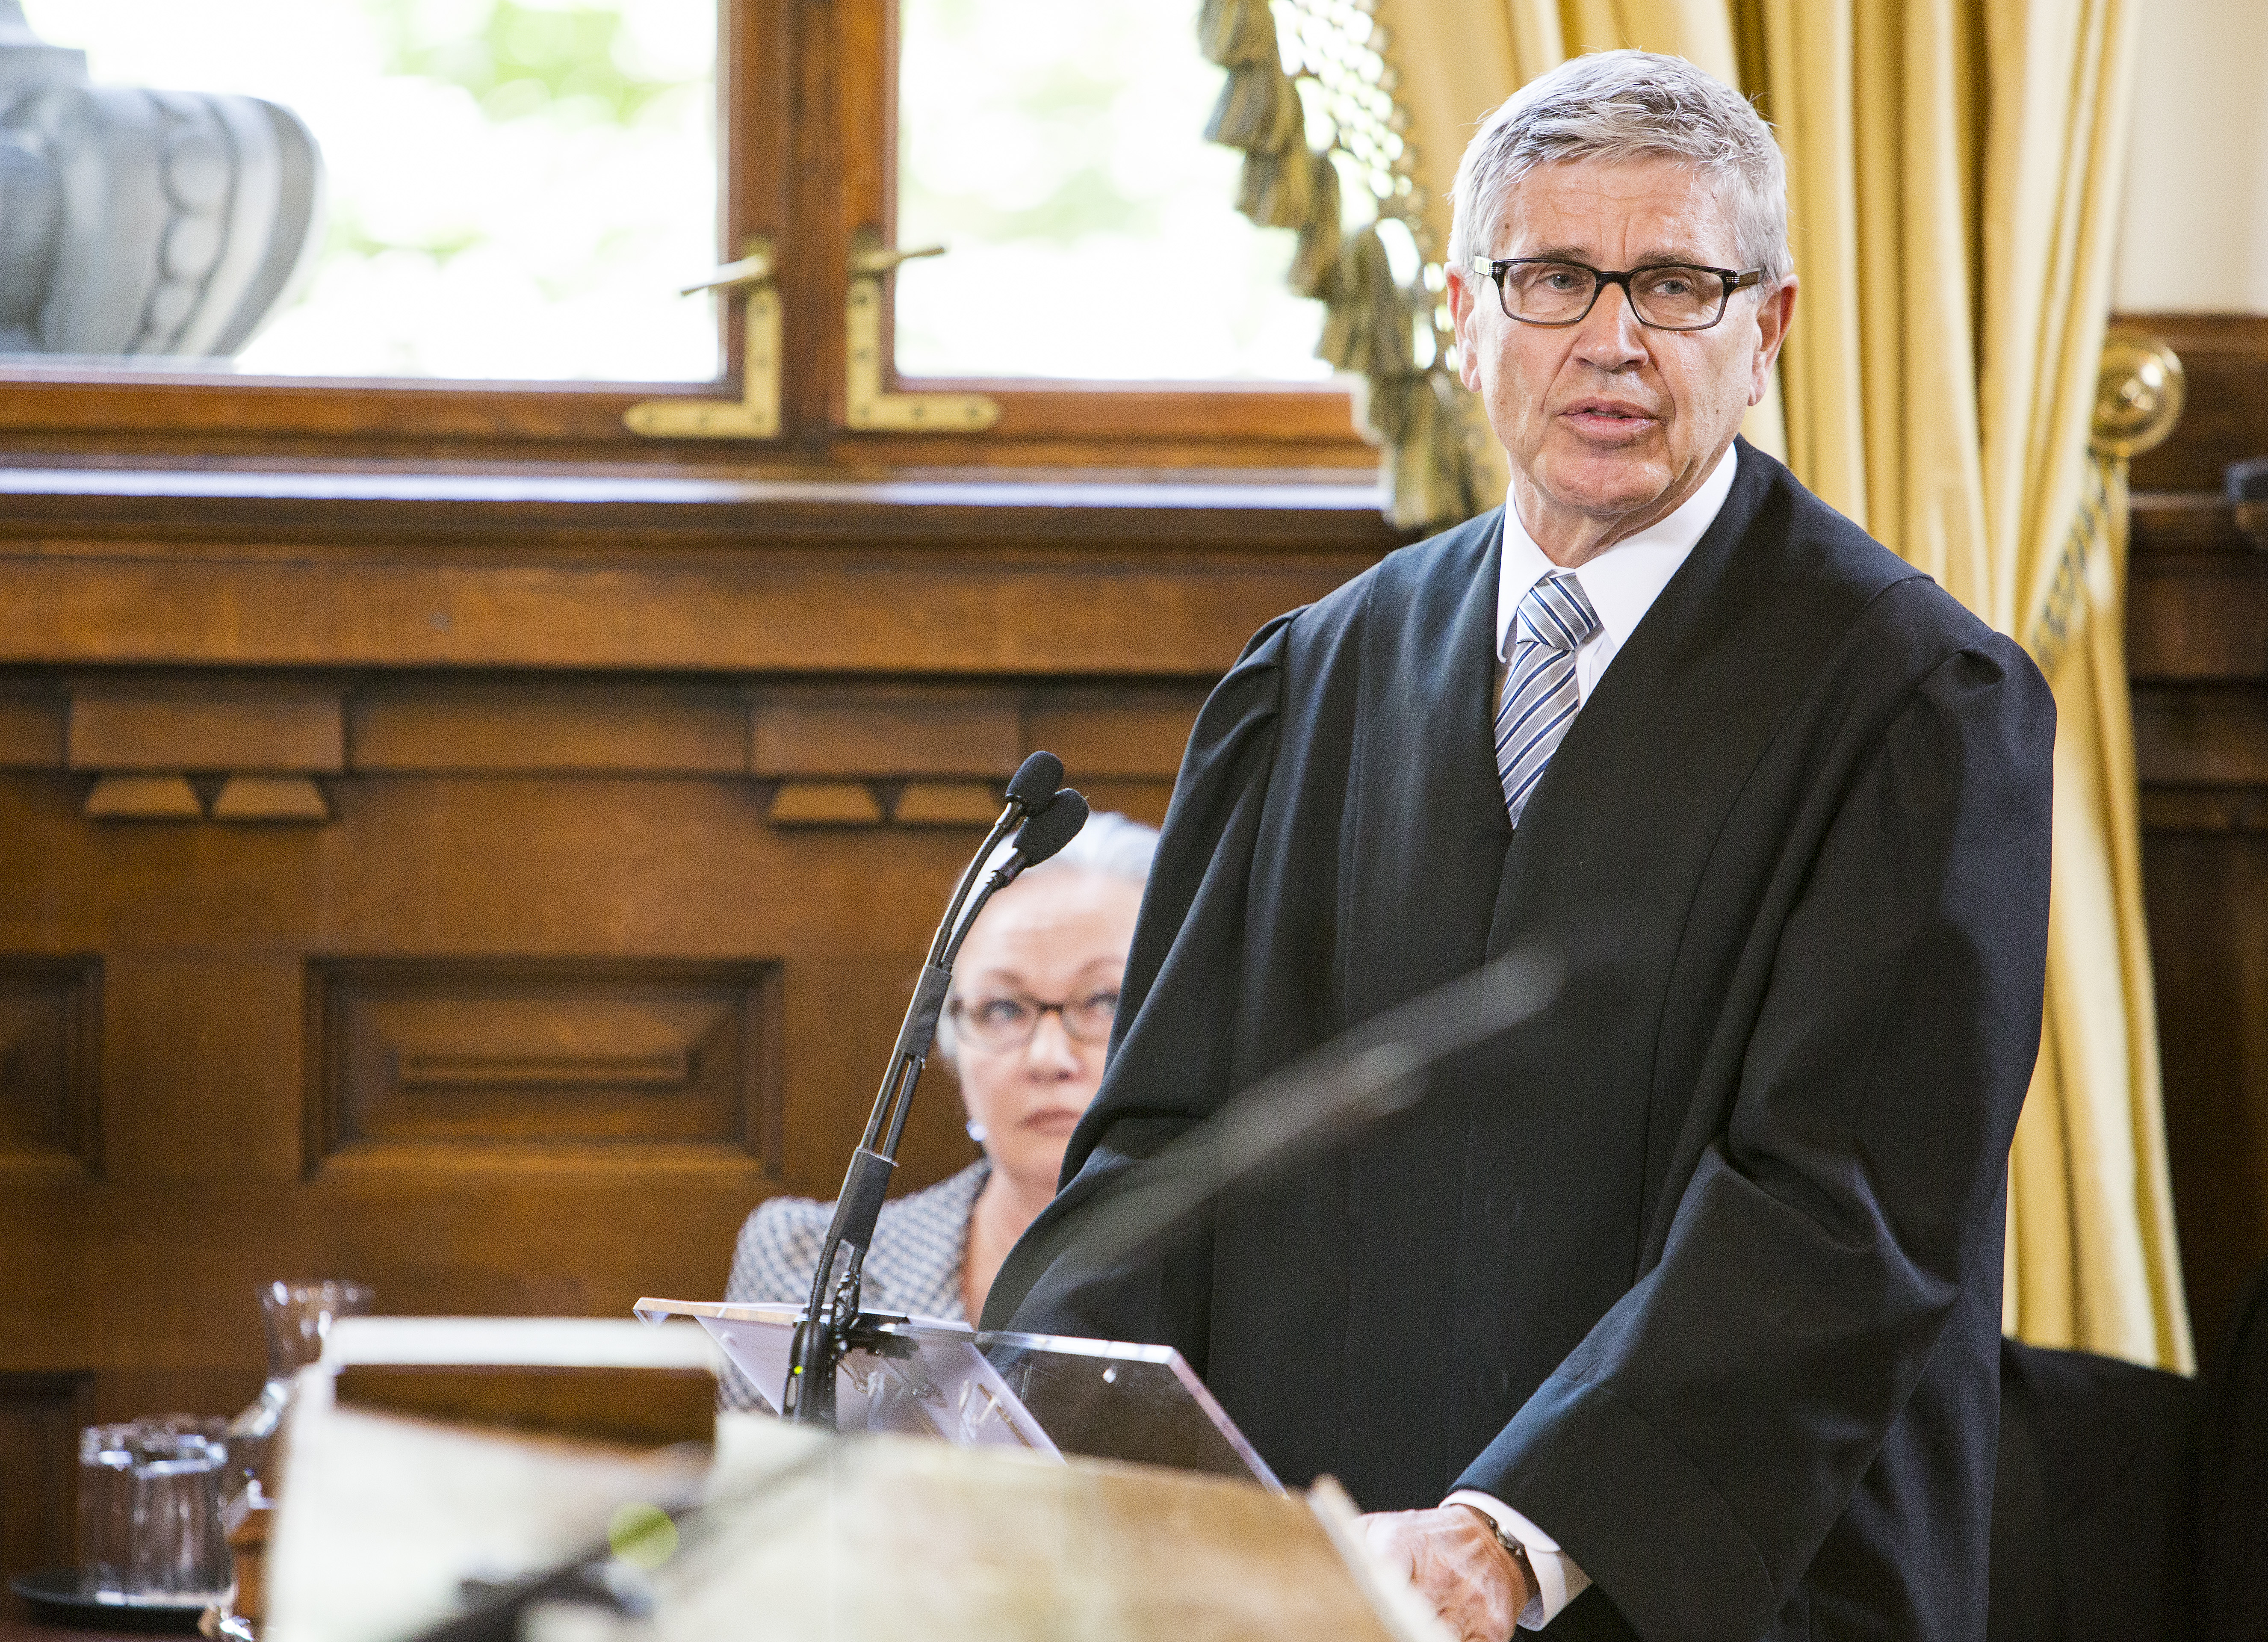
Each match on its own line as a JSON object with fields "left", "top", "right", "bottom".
{"left": 1457, "top": 637, "right": 2054, "bottom": 1642}
{"left": 978, "top": 612, "right": 1297, "bottom": 1355}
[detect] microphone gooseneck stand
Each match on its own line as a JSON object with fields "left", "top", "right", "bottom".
{"left": 781, "top": 753, "right": 1089, "bottom": 1427}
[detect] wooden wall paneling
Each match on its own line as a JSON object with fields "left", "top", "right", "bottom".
{"left": 102, "top": 956, "right": 304, "bottom": 1184}
{"left": 0, "top": 758, "right": 1012, "bottom": 1420}
{"left": 0, "top": 1370, "right": 93, "bottom": 1594}
{"left": 1024, "top": 694, "right": 1207, "bottom": 781}
{"left": 2144, "top": 833, "right": 2268, "bottom": 1360}
{"left": 2129, "top": 426, "right": 2268, "bottom": 1354}
{"left": 0, "top": 956, "right": 100, "bottom": 1172}
{"left": 0, "top": 547, "right": 1305, "bottom": 671}
{"left": 67, "top": 687, "right": 344, "bottom": 774}
{"left": 2126, "top": 496, "right": 2268, "bottom": 681}
{"left": 765, "top": 782, "right": 884, "bottom": 825}
{"left": 0, "top": 468, "right": 1392, "bottom": 1577}
{"left": 0, "top": 474, "right": 1396, "bottom": 679}
{"left": 1076, "top": 783, "right": 1178, "bottom": 828}
{"left": 0, "top": 685, "right": 65, "bottom": 769}
{"left": 2132, "top": 687, "right": 2268, "bottom": 786}
{"left": 892, "top": 783, "right": 1008, "bottom": 825}
{"left": 348, "top": 682, "right": 751, "bottom": 776}
{"left": 305, "top": 958, "right": 780, "bottom": 1164}
{"left": 751, "top": 688, "right": 1020, "bottom": 778}
{"left": 2121, "top": 313, "right": 2268, "bottom": 494}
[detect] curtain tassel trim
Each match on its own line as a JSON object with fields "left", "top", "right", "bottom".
{"left": 1198, "top": 0, "right": 1479, "bottom": 533}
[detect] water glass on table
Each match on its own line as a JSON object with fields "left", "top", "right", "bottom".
{"left": 77, "top": 1416, "right": 234, "bottom": 1605}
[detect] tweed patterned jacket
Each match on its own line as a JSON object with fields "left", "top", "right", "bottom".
{"left": 718, "top": 1159, "right": 989, "bottom": 1410}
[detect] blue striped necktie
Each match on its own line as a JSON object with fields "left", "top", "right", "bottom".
{"left": 1496, "top": 570, "right": 1602, "bottom": 825}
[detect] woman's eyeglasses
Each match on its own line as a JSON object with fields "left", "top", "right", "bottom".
{"left": 948, "top": 991, "right": 1121, "bottom": 1051}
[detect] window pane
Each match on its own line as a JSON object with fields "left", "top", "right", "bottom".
{"left": 11, "top": 0, "right": 717, "bottom": 381}
{"left": 894, "top": 0, "right": 1330, "bottom": 382}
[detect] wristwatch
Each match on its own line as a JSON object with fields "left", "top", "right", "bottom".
{"left": 1461, "top": 1503, "right": 1535, "bottom": 1586}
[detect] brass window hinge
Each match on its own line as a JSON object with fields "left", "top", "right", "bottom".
{"left": 845, "top": 231, "right": 999, "bottom": 433}
{"left": 624, "top": 236, "right": 781, "bottom": 439}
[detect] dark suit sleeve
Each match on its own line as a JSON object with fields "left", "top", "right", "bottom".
{"left": 979, "top": 614, "right": 1295, "bottom": 1352}
{"left": 1457, "top": 637, "right": 2054, "bottom": 1642}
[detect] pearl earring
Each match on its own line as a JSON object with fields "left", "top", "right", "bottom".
{"left": 966, "top": 1119, "right": 989, "bottom": 1144}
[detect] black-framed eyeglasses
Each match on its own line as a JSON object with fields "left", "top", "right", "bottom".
{"left": 1467, "top": 257, "right": 1764, "bottom": 331}
{"left": 948, "top": 990, "right": 1120, "bottom": 1052}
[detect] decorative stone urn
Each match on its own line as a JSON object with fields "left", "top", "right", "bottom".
{"left": 0, "top": 2, "right": 325, "bottom": 357}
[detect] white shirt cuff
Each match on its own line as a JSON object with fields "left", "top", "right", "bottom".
{"left": 1444, "top": 1490, "right": 1592, "bottom": 1631}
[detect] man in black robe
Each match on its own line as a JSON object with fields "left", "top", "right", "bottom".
{"left": 984, "top": 49, "right": 2052, "bottom": 1642}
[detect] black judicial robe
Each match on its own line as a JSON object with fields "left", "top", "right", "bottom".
{"left": 983, "top": 440, "right": 2054, "bottom": 1642}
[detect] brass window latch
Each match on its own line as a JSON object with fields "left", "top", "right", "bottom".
{"left": 624, "top": 236, "right": 781, "bottom": 439}
{"left": 845, "top": 232, "right": 999, "bottom": 433}
{"left": 624, "top": 233, "right": 1000, "bottom": 440}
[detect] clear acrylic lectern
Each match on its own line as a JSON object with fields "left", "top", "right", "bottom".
{"left": 634, "top": 1298, "right": 1280, "bottom": 1491}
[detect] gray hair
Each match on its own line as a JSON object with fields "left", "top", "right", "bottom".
{"left": 1010, "top": 809, "right": 1159, "bottom": 887}
{"left": 1448, "top": 50, "right": 1790, "bottom": 287}
{"left": 936, "top": 810, "right": 1159, "bottom": 1064}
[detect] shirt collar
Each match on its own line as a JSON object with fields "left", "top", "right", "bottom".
{"left": 1495, "top": 443, "right": 1740, "bottom": 662}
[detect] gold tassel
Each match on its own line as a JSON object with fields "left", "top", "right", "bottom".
{"left": 1237, "top": 142, "right": 1317, "bottom": 229}
{"left": 1198, "top": 0, "right": 1281, "bottom": 68}
{"left": 1376, "top": 376, "right": 1431, "bottom": 443}
{"left": 1204, "top": 61, "right": 1303, "bottom": 154}
{"left": 1386, "top": 375, "right": 1478, "bottom": 531}
{"left": 1288, "top": 154, "right": 1343, "bottom": 299}
{"left": 1197, "top": 0, "right": 1484, "bottom": 536}
{"left": 1315, "top": 227, "right": 1375, "bottom": 374}
{"left": 1327, "top": 243, "right": 1413, "bottom": 381}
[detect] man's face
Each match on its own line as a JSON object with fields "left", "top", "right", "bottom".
{"left": 1449, "top": 156, "right": 1794, "bottom": 554}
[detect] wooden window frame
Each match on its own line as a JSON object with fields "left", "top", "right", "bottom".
{"left": 0, "top": 0, "right": 1373, "bottom": 478}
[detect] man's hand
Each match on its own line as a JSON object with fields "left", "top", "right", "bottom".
{"left": 1358, "top": 1504, "right": 1533, "bottom": 1642}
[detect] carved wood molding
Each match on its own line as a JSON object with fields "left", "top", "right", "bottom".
{"left": 62, "top": 684, "right": 340, "bottom": 821}
{"left": 303, "top": 958, "right": 783, "bottom": 1177}
{"left": 0, "top": 466, "right": 1400, "bottom": 549}
{"left": 1, "top": 677, "right": 1199, "bottom": 829}
{"left": 0, "top": 466, "right": 1399, "bottom": 679}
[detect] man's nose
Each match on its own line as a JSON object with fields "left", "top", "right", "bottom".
{"left": 1572, "top": 280, "right": 1648, "bottom": 369}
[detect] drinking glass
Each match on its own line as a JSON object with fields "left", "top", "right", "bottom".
{"left": 260, "top": 1280, "right": 375, "bottom": 1377}
{"left": 226, "top": 1279, "right": 374, "bottom": 1500}
{"left": 77, "top": 1417, "right": 233, "bottom": 1604}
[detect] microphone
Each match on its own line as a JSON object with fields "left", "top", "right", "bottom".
{"left": 995, "top": 789, "right": 1087, "bottom": 886}
{"left": 1004, "top": 750, "right": 1063, "bottom": 812}
{"left": 782, "top": 760, "right": 1085, "bottom": 1426}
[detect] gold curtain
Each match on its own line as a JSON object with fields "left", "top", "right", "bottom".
{"left": 1378, "top": 0, "right": 2191, "bottom": 1370}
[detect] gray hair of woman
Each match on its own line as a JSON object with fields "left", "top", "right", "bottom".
{"left": 1448, "top": 49, "right": 1792, "bottom": 286}
{"left": 933, "top": 809, "right": 1160, "bottom": 1064}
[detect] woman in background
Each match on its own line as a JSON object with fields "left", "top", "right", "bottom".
{"left": 720, "top": 812, "right": 1158, "bottom": 1406}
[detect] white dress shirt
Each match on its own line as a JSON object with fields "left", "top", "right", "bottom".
{"left": 1493, "top": 442, "right": 1739, "bottom": 702}
{"left": 1451, "top": 440, "right": 1739, "bottom": 1630}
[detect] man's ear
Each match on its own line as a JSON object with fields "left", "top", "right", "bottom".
{"left": 1447, "top": 271, "right": 1486, "bottom": 394}
{"left": 1750, "top": 274, "right": 1798, "bottom": 405}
